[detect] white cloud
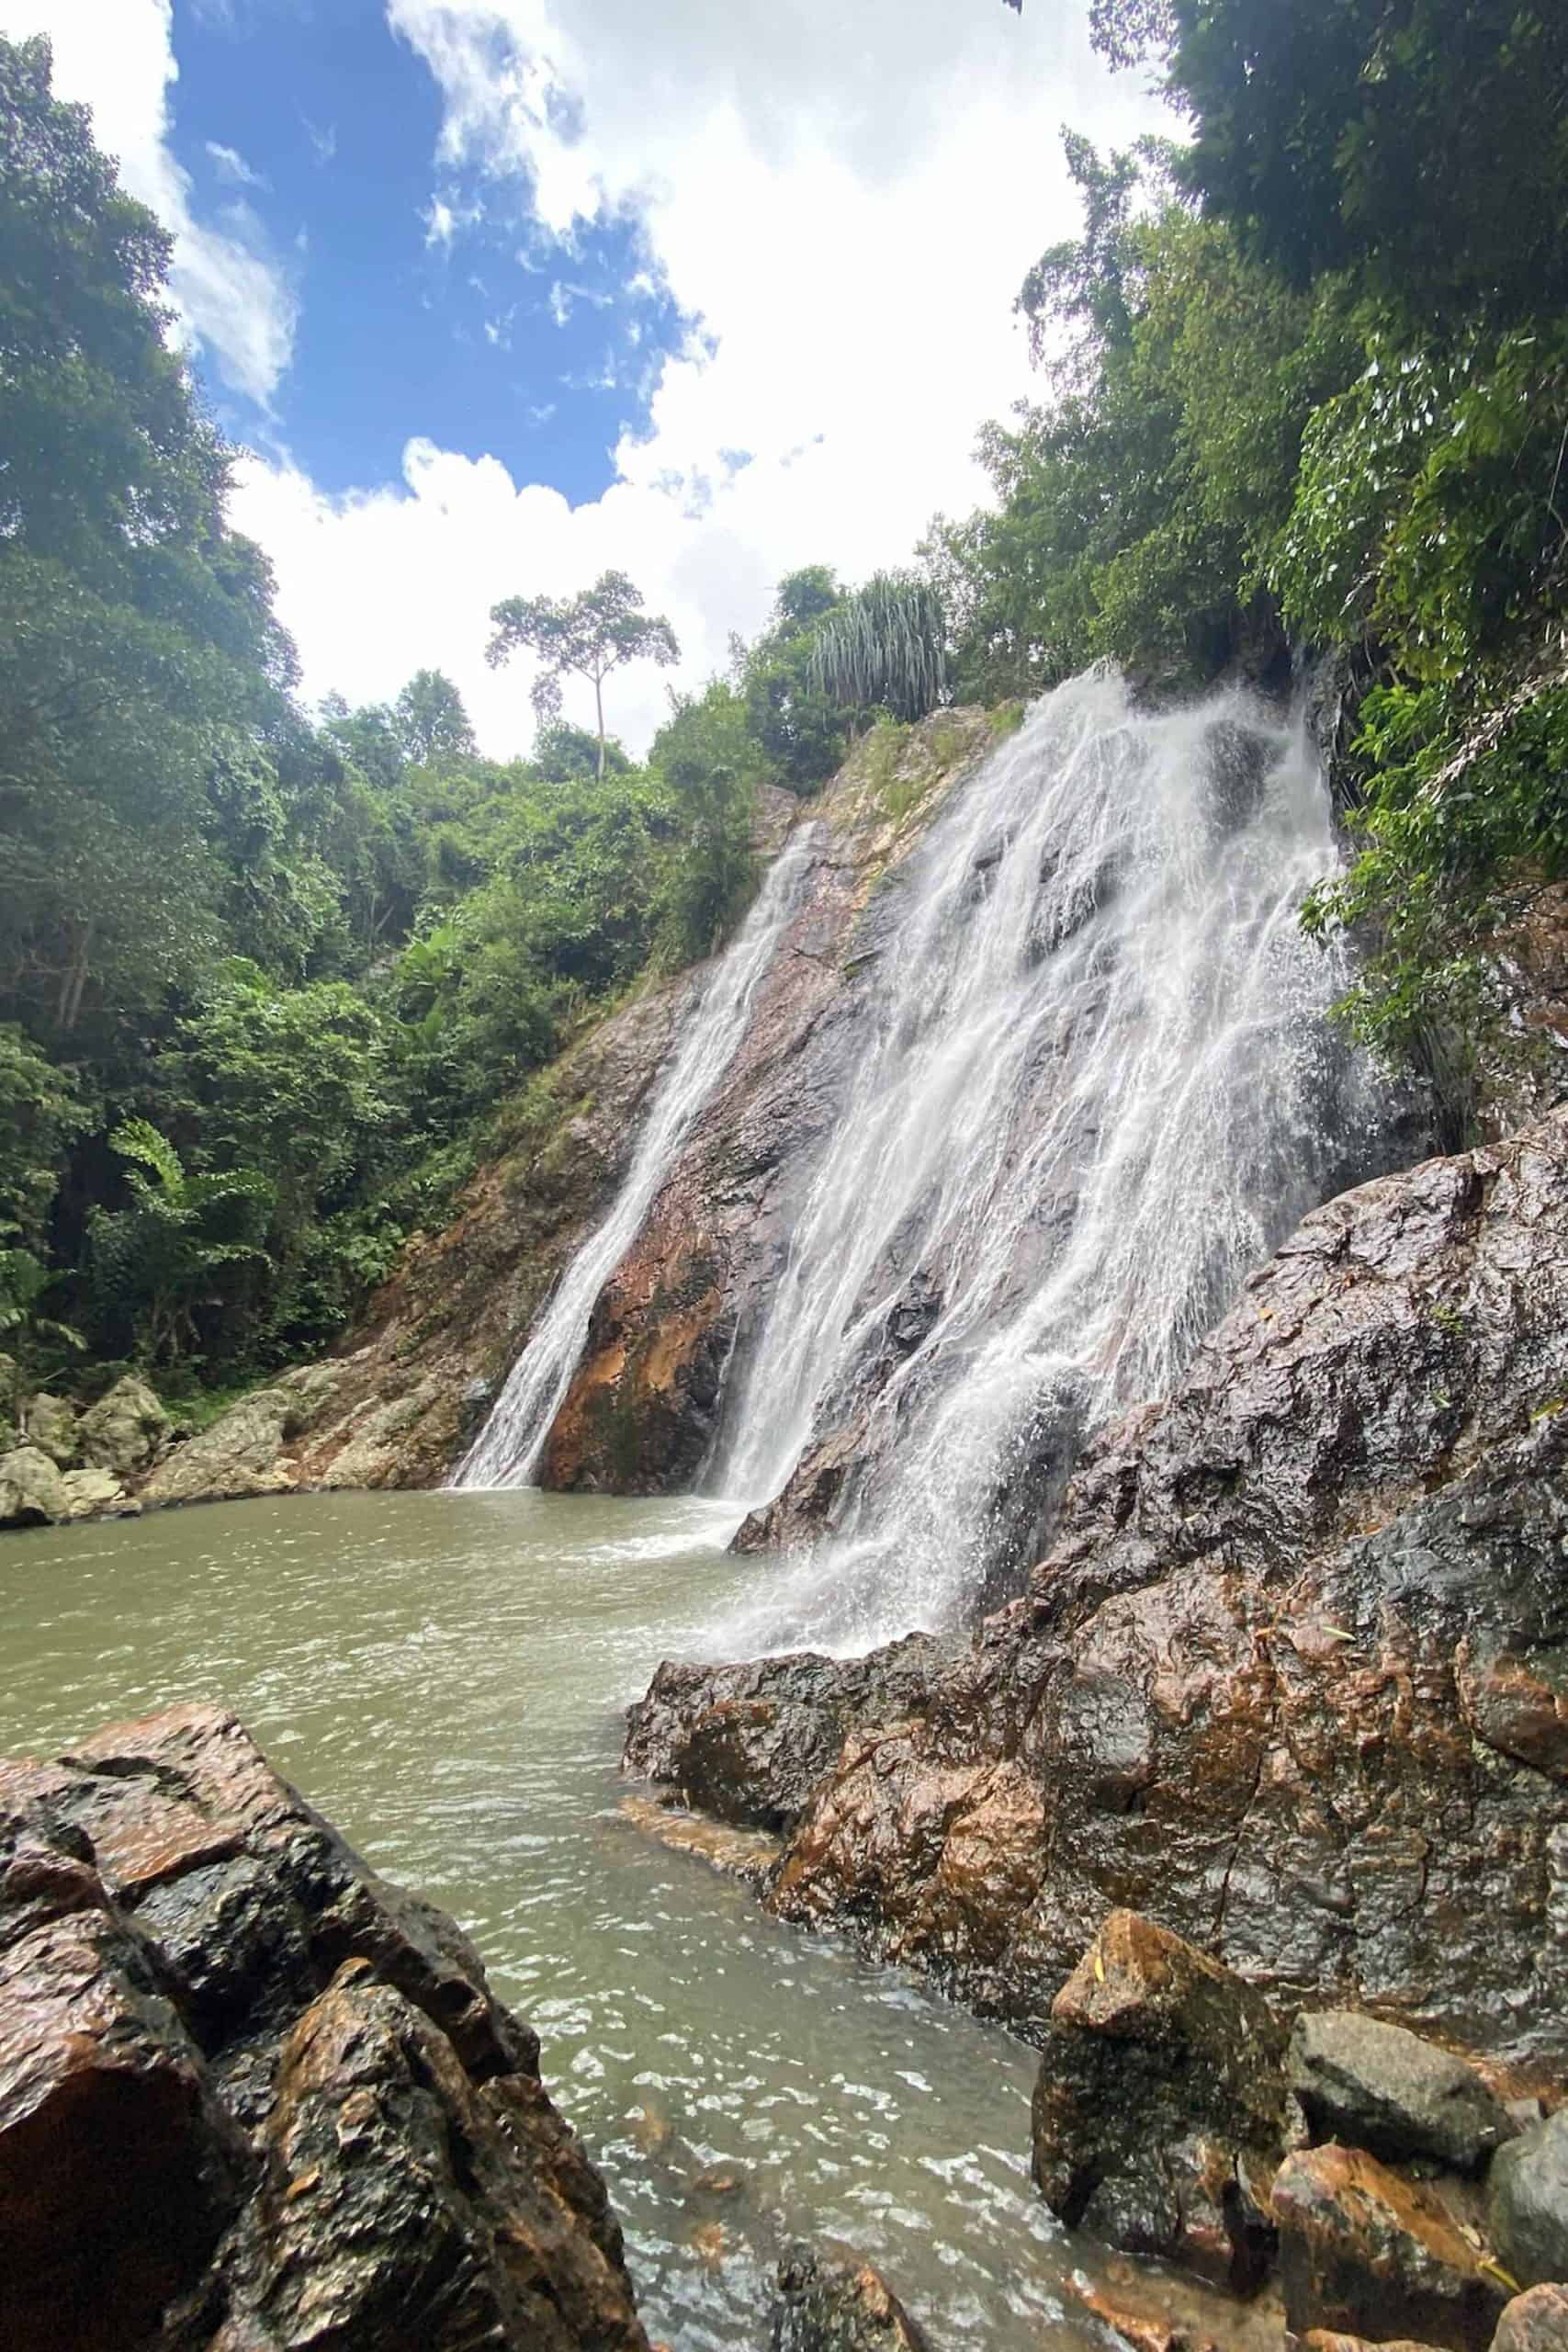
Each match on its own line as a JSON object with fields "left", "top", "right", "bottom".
{"left": 232, "top": 0, "right": 1168, "bottom": 755}
{"left": 8, "top": 0, "right": 297, "bottom": 406}
{"left": 18, "top": 0, "right": 1171, "bottom": 752}
{"left": 205, "top": 137, "right": 267, "bottom": 189}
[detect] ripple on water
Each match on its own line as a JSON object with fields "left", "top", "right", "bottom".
{"left": 0, "top": 1490, "right": 1262, "bottom": 2351}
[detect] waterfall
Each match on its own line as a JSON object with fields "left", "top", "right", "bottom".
{"left": 453, "top": 826, "right": 818, "bottom": 1490}
{"left": 711, "top": 667, "right": 1382, "bottom": 1649}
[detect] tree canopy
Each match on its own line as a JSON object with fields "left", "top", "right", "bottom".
{"left": 487, "top": 571, "right": 681, "bottom": 778}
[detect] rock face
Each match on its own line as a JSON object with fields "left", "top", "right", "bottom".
{"left": 536, "top": 709, "right": 996, "bottom": 1497}
{"left": 0, "top": 1703, "right": 649, "bottom": 2352}
{"left": 622, "top": 1634, "right": 954, "bottom": 1831}
{"left": 771, "top": 2245, "right": 931, "bottom": 2352}
{"left": 1271, "top": 2144, "right": 1507, "bottom": 2352}
{"left": 626, "top": 1111, "right": 1568, "bottom": 2069}
{"left": 1029, "top": 1912, "right": 1286, "bottom": 2290}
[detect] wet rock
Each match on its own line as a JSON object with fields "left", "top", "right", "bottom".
{"left": 20, "top": 1391, "right": 77, "bottom": 1468}
{"left": 0, "top": 1443, "right": 70, "bottom": 1526}
{"left": 1272, "top": 2143, "right": 1509, "bottom": 2352}
{"left": 622, "top": 1634, "right": 953, "bottom": 1830}
{"left": 771, "top": 2244, "right": 931, "bottom": 2352}
{"left": 1491, "top": 2283, "right": 1568, "bottom": 2351}
{"left": 1486, "top": 2110, "right": 1568, "bottom": 2290}
{"left": 540, "top": 709, "right": 994, "bottom": 1498}
{"left": 635, "top": 1113, "right": 1568, "bottom": 2070}
{"left": 76, "top": 1373, "right": 169, "bottom": 1480}
{"left": 1301, "top": 2337, "right": 1448, "bottom": 2351}
{"left": 0, "top": 1704, "right": 650, "bottom": 2352}
{"left": 1288, "top": 2012, "right": 1517, "bottom": 2176}
{"left": 0, "top": 1778, "right": 247, "bottom": 2352}
{"left": 1030, "top": 1911, "right": 1286, "bottom": 2290}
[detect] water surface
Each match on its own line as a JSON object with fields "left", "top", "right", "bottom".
{"left": 0, "top": 1491, "right": 1261, "bottom": 2348}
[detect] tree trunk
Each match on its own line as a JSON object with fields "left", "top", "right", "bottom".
{"left": 594, "top": 672, "right": 606, "bottom": 779}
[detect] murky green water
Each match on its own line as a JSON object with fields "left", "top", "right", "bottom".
{"left": 0, "top": 1491, "right": 1247, "bottom": 2350}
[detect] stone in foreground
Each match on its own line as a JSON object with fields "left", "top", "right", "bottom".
{"left": 1271, "top": 2143, "right": 1508, "bottom": 2352}
{"left": 771, "top": 2244, "right": 931, "bottom": 2352}
{"left": 0, "top": 1702, "right": 649, "bottom": 2352}
{"left": 1029, "top": 1911, "right": 1286, "bottom": 2290}
{"left": 1491, "top": 2283, "right": 1568, "bottom": 2352}
{"left": 1288, "top": 2011, "right": 1517, "bottom": 2176}
{"left": 1486, "top": 2110, "right": 1568, "bottom": 2291}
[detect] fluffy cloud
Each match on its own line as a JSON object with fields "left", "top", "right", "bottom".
{"left": 7, "top": 0, "right": 296, "bottom": 406}
{"left": 237, "top": 0, "right": 1168, "bottom": 754}
{"left": 18, "top": 0, "right": 1168, "bottom": 753}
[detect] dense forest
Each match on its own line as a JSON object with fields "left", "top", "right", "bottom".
{"left": 4, "top": 0, "right": 1567, "bottom": 1416}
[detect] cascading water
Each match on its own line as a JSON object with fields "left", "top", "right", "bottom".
{"left": 711, "top": 666, "right": 1382, "bottom": 1648}
{"left": 453, "top": 825, "right": 818, "bottom": 1489}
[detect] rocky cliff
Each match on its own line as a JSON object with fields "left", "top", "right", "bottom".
{"left": 625, "top": 1109, "right": 1568, "bottom": 2075}
{"left": 12, "top": 714, "right": 994, "bottom": 1520}
{"left": 0, "top": 1702, "right": 650, "bottom": 2352}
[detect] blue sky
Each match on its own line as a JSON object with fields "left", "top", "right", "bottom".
{"left": 165, "top": 0, "right": 697, "bottom": 503}
{"left": 24, "top": 0, "right": 1166, "bottom": 756}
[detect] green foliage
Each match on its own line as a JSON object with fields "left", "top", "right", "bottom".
{"left": 90, "top": 1119, "right": 273, "bottom": 1369}
{"left": 1092, "top": 0, "right": 1568, "bottom": 326}
{"left": 648, "top": 683, "right": 759, "bottom": 962}
{"left": 488, "top": 570, "right": 680, "bottom": 778}
{"left": 0, "top": 1026, "right": 88, "bottom": 1248}
{"left": 808, "top": 573, "right": 948, "bottom": 724}
{"left": 0, "top": 1247, "right": 85, "bottom": 1391}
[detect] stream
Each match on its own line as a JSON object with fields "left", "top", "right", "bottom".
{"left": 0, "top": 1487, "right": 1291, "bottom": 2350}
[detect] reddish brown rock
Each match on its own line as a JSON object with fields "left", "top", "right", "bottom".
{"left": 771, "top": 2244, "right": 931, "bottom": 2352}
{"left": 1271, "top": 2143, "right": 1508, "bottom": 2352}
{"left": 1030, "top": 1912, "right": 1286, "bottom": 2290}
{"left": 1491, "top": 2284, "right": 1568, "bottom": 2352}
{"left": 631, "top": 1113, "right": 1568, "bottom": 2071}
{"left": 1302, "top": 2336, "right": 1447, "bottom": 2351}
{"left": 0, "top": 1704, "right": 649, "bottom": 2352}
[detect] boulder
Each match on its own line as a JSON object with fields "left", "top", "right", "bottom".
{"left": 0, "top": 1444, "right": 70, "bottom": 1527}
{"left": 1029, "top": 1910, "right": 1287, "bottom": 2290}
{"left": 0, "top": 1704, "right": 650, "bottom": 2352}
{"left": 140, "top": 1365, "right": 340, "bottom": 1508}
{"left": 771, "top": 2245, "right": 931, "bottom": 2352}
{"left": 76, "top": 1374, "right": 169, "bottom": 1480}
{"left": 622, "top": 1634, "right": 953, "bottom": 1830}
{"left": 59, "top": 1466, "right": 128, "bottom": 1521}
{"left": 0, "top": 1780, "right": 246, "bottom": 2352}
{"left": 1288, "top": 2011, "right": 1517, "bottom": 2175}
{"left": 1491, "top": 2284, "right": 1568, "bottom": 2351}
{"left": 1272, "top": 2143, "right": 1509, "bottom": 2352}
{"left": 20, "top": 1392, "right": 76, "bottom": 1468}
{"left": 1486, "top": 2110, "right": 1568, "bottom": 2291}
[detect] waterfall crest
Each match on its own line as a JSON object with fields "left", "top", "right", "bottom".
{"left": 710, "top": 668, "right": 1381, "bottom": 1647}
{"left": 453, "top": 826, "right": 818, "bottom": 1490}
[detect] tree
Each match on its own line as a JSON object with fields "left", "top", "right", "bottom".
{"left": 487, "top": 571, "right": 680, "bottom": 779}
{"left": 808, "top": 574, "right": 948, "bottom": 723}
{"left": 1089, "top": 0, "right": 1568, "bottom": 326}
{"left": 393, "top": 669, "right": 475, "bottom": 767}
{"left": 89, "top": 1119, "right": 273, "bottom": 1369}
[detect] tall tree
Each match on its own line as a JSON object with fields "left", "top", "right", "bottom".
{"left": 486, "top": 570, "right": 680, "bottom": 779}
{"left": 392, "top": 669, "right": 475, "bottom": 766}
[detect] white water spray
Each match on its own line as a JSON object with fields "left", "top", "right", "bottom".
{"left": 712, "top": 668, "right": 1380, "bottom": 1648}
{"left": 453, "top": 827, "right": 818, "bottom": 1489}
